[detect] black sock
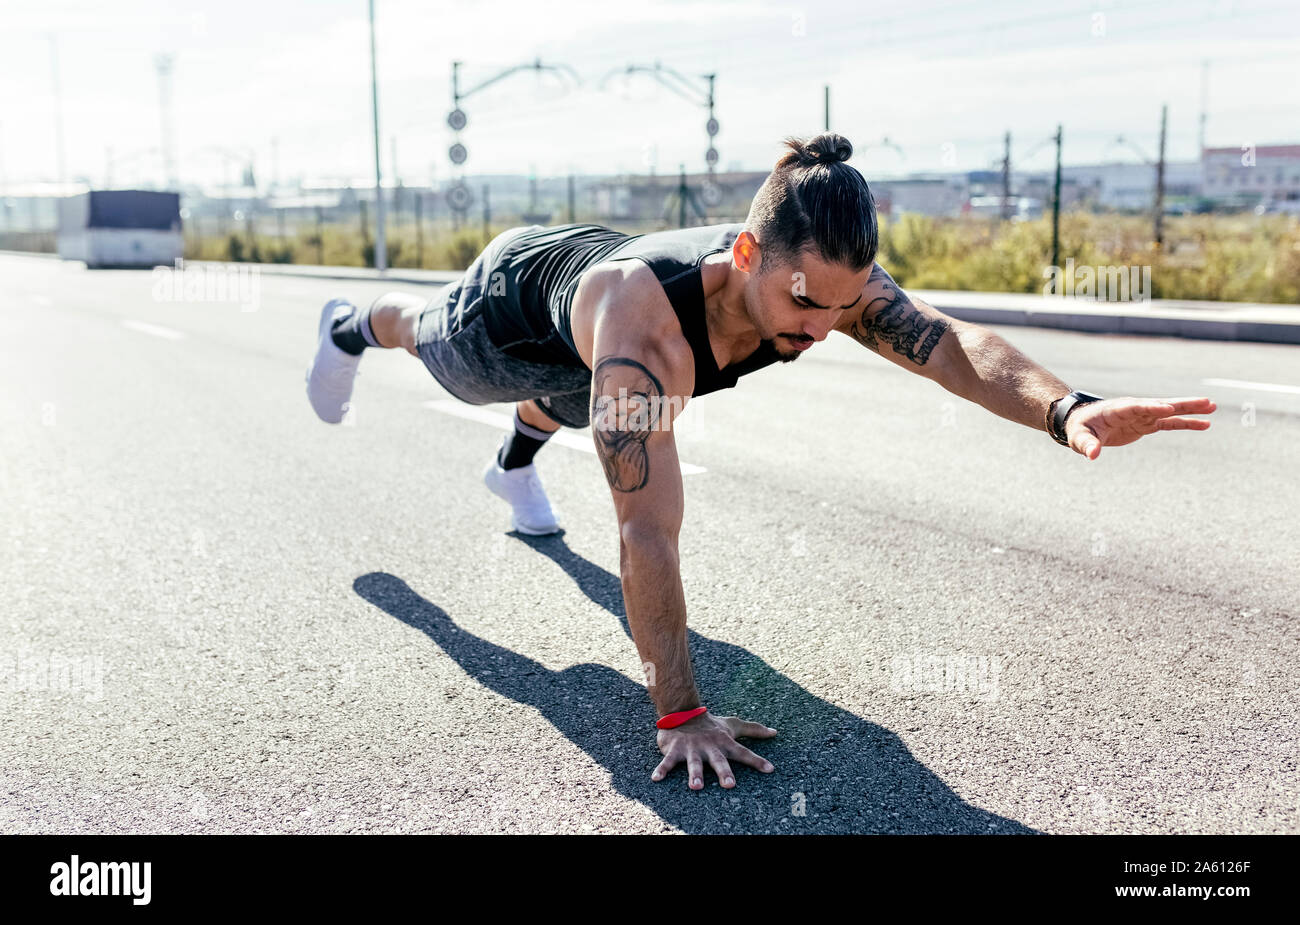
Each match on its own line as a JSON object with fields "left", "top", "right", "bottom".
{"left": 330, "top": 301, "right": 380, "bottom": 356}
{"left": 497, "top": 409, "right": 555, "bottom": 469}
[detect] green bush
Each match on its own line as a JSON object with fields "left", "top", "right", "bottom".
{"left": 879, "top": 212, "right": 1300, "bottom": 303}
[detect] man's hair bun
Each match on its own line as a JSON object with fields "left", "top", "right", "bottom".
{"left": 781, "top": 132, "right": 853, "bottom": 168}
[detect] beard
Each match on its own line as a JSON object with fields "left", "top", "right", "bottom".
{"left": 762, "top": 336, "right": 806, "bottom": 363}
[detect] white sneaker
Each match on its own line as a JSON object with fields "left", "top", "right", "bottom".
{"left": 483, "top": 459, "right": 561, "bottom": 535}
{"left": 306, "top": 299, "right": 362, "bottom": 424}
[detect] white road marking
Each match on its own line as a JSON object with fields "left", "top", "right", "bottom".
{"left": 423, "top": 399, "right": 707, "bottom": 476}
{"left": 121, "top": 319, "right": 185, "bottom": 341}
{"left": 1202, "top": 377, "right": 1300, "bottom": 395}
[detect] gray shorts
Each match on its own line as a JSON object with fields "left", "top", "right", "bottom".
{"left": 415, "top": 225, "right": 593, "bottom": 429}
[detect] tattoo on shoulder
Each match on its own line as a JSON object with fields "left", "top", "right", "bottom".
{"left": 591, "top": 356, "right": 664, "bottom": 493}
{"left": 849, "top": 267, "right": 949, "bottom": 365}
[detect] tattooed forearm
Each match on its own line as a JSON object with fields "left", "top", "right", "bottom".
{"left": 849, "top": 268, "right": 949, "bottom": 365}
{"left": 590, "top": 356, "right": 664, "bottom": 493}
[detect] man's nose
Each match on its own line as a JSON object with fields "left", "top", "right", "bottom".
{"left": 804, "top": 319, "right": 835, "bottom": 341}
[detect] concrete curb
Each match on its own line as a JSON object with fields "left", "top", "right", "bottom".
{"left": 915, "top": 289, "right": 1300, "bottom": 346}
{"left": 0, "top": 249, "right": 60, "bottom": 260}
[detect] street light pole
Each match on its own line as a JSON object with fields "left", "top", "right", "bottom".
{"left": 368, "top": 0, "right": 388, "bottom": 271}
{"left": 1154, "top": 104, "right": 1168, "bottom": 249}
{"left": 1051, "top": 125, "right": 1063, "bottom": 272}
{"left": 48, "top": 36, "right": 67, "bottom": 185}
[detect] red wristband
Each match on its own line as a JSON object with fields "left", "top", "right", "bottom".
{"left": 656, "top": 707, "right": 707, "bottom": 729}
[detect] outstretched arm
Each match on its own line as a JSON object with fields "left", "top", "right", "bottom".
{"left": 835, "top": 264, "right": 1216, "bottom": 457}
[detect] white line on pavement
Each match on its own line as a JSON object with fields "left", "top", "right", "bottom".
{"left": 121, "top": 319, "right": 186, "bottom": 341}
{"left": 423, "top": 399, "right": 708, "bottom": 476}
{"left": 1202, "top": 377, "right": 1300, "bottom": 395}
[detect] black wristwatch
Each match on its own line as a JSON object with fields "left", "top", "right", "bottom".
{"left": 1046, "top": 390, "right": 1104, "bottom": 446}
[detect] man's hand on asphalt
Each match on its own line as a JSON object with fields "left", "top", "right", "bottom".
{"left": 652, "top": 712, "right": 777, "bottom": 790}
{"left": 1066, "top": 395, "right": 1216, "bottom": 460}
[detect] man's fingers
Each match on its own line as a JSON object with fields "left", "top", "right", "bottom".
{"left": 1132, "top": 401, "right": 1176, "bottom": 417}
{"left": 725, "top": 742, "right": 776, "bottom": 774}
{"left": 723, "top": 717, "right": 779, "bottom": 739}
{"left": 704, "top": 750, "right": 736, "bottom": 789}
{"left": 1072, "top": 428, "right": 1102, "bottom": 460}
{"left": 686, "top": 752, "right": 705, "bottom": 790}
{"left": 1156, "top": 417, "right": 1212, "bottom": 431}
{"left": 1157, "top": 396, "right": 1217, "bottom": 414}
{"left": 651, "top": 751, "right": 681, "bottom": 783}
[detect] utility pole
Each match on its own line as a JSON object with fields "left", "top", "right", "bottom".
{"left": 567, "top": 174, "right": 576, "bottom": 223}
{"left": 448, "top": 58, "right": 580, "bottom": 227}
{"left": 0, "top": 123, "right": 8, "bottom": 202}
{"left": 681, "top": 164, "right": 691, "bottom": 227}
{"left": 1001, "top": 130, "right": 1012, "bottom": 221}
{"left": 415, "top": 192, "right": 423, "bottom": 267}
{"left": 367, "top": 0, "right": 387, "bottom": 271}
{"left": 1051, "top": 125, "right": 1063, "bottom": 272}
{"left": 391, "top": 135, "right": 400, "bottom": 218}
{"left": 678, "top": 165, "right": 688, "bottom": 228}
{"left": 1198, "top": 60, "right": 1209, "bottom": 157}
{"left": 1197, "top": 61, "right": 1209, "bottom": 200}
{"left": 1154, "top": 104, "right": 1167, "bottom": 248}
{"left": 600, "top": 63, "right": 719, "bottom": 181}
{"left": 48, "top": 36, "right": 67, "bottom": 185}
{"left": 824, "top": 85, "right": 830, "bottom": 132}
{"left": 482, "top": 184, "right": 490, "bottom": 239}
{"left": 668, "top": 164, "right": 704, "bottom": 228}
{"left": 155, "top": 55, "right": 178, "bottom": 189}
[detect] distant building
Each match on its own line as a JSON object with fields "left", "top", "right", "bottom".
{"left": 1202, "top": 144, "right": 1300, "bottom": 211}
{"left": 0, "top": 182, "right": 89, "bottom": 232}
{"left": 966, "top": 195, "right": 1044, "bottom": 220}
{"left": 592, "top": 170, "right": 767, "bottom": 223}
{"left": 1059, "top": 161, "right": 1201, "bottom": 211}
{"left": 870, "top": 177, "right": 967, "bottom": 218}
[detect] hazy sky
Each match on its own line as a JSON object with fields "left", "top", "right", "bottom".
{"left": 1, "top": 0, "right": 1297, "bottom": 189}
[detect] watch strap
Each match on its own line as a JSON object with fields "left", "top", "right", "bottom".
{"left": 1048, "top": 390, "right": 1104, "bottom": 445}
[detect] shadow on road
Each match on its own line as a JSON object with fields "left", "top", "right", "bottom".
{"left": 353, "top": 532, "right": 1039, "bottom": 834}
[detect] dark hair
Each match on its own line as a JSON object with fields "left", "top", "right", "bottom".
{"left": 746, "top": 133, "right": 878, "bottom": 272}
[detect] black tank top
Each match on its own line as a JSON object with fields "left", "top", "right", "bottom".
{"left": 482, "top": 222, "right": 781, "bottom": 397}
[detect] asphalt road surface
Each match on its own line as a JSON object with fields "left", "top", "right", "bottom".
{"left": 2, "top": 253, "right": 1296, "bottom": 834}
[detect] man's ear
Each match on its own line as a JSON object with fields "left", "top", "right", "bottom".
{"left": 733, "top": 231, "right": 759, "bottom": 273}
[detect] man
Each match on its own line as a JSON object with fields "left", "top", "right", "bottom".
{"left": 306, "top": 133, "right": 1216, "bottom": 791}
